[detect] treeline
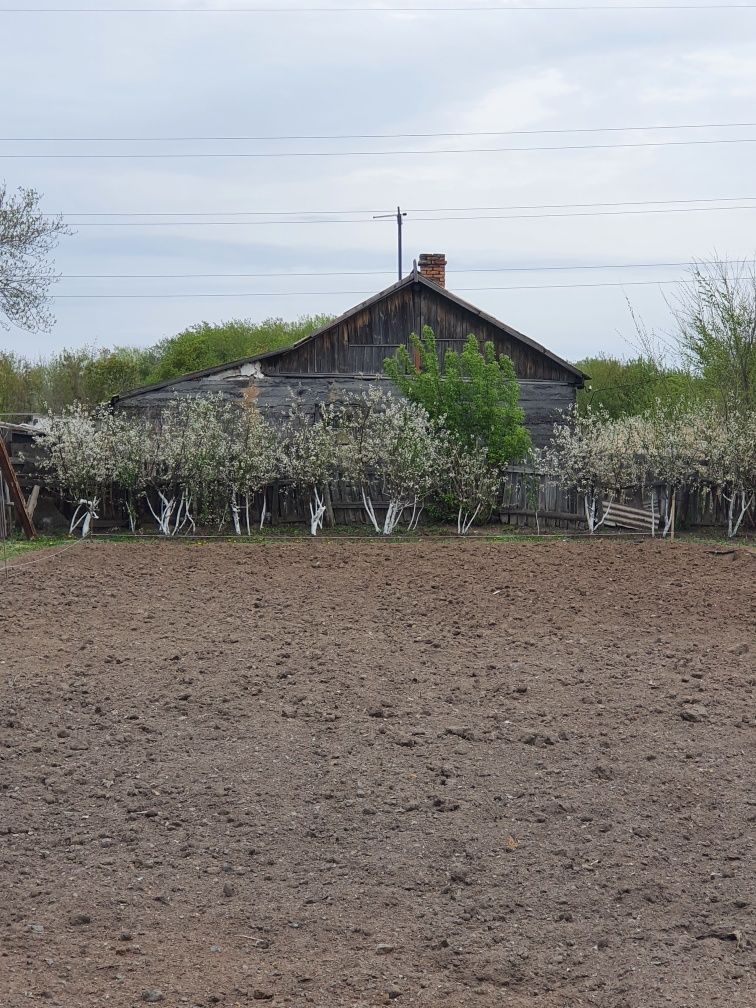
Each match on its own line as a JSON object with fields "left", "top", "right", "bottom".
{"left": 3, "top": 257, "right": 755, "bottom": 418}
{"left": 575, "top": 355, "right": 702, "bottom": 418}
{"left": 2, "top": 331, "right": 713, "bottom": 420}
{"left": 0, "top": 315, "right": 332, "bottom": 415}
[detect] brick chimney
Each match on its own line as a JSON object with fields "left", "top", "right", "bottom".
{"left": 418, "top": 252, "right": 447, "bottom": 288}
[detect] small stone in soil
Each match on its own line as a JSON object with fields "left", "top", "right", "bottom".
{"left": 69, "top": 913, "right": 91, "bottom": 926}
{"left": 681, "top": 703, "right": 708, "bottom": 722}
{"left": 141, "top": 991, "right": 165, "bottom": 1004}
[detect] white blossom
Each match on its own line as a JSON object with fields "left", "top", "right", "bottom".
{"left": 338, "top": 388, "right": 441, "bottom": 534}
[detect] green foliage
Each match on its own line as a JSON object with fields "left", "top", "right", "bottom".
{"left": 576, "top": 355, "right": 699, "bottom": 419}
{"left": 0, "top": 314, "right": 332, "bottom": 414}
{"left": 148, "top": 316, "right": 331, "bottom": 382}
{"left": 670, "top": 261, "right": 756, "bottom": 411}
{"left": 383, "top": 326, "right": 531, "bottom": 465}
{"left": 82, "top": 347, "right": 157, "bottom": 404}
{"left": 0, "top": 345, "right": 156, "bottom": 414}
{"left": 0, "top": 350, "right": 37, "bottom": 414}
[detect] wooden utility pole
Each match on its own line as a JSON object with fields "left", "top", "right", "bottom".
{"left": 0, "top": 436, "right": 35, "bottom": 540}
{"left": 373, "top": 206, "right": 407, "bottom": 280}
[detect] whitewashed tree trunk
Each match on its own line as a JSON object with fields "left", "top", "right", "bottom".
{"left": 144, "top": 490, "right": 196, "bottom": 536}
{"left": 382, "top": 499, "right": 406, "bottom": 535}
{"left": 361, "top": 487, "right": 381, "bottom": 534}
{"left": 230, "top": 488, "right": 242, "bottom": 536}
{"left": 125, "top": 500, "right": 137, "bottom": 534}
{"left": 244, "top": 493, "right": 252, "bottom": 536}
{"left": 173, "top": 491, "right": 196, "bottom": 535}
{"left": 661, "top": 487, "right": 676, "bottom": 538}
{"left": 724, "top": 489, "right": 754, "bottom": 537}
{"left": 69, "top": 497, "right": 99, "bottom": 538}
{"left": 406, "top": 497, "right": 423, "bottom": 532}
{"left": 457, "top": 503, "right": 481, "bottom": 535}
{"left": 361, "top": 488, "right": 407, "bottom": 535}
{"left": 145, "top": 490, "right": 176, "bottom": 536}
{"left": 309, "top": 487, "right": 326, "bottom": 536}
{"left": 583, "top": 490, "right": 613, "bottom": 535}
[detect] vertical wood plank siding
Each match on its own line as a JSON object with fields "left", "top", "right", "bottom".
{"left": 263, "top": 283, "right": 576, "bottom": 383}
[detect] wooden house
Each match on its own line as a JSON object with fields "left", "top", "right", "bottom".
{"left": 112, "top": 254, "right": 587, "bottom": 447}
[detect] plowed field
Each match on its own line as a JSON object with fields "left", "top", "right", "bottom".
{"left": 1, "top": 540, "right": 754, "bottom": 1007}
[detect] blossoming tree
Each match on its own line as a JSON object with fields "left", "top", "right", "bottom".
{"left": 280, "top": 405, "right": 338, "bottom": 536}
{"left": 438, "top": 436, "right": 502, "bottom": 535}
{"left": 37, "top": 403, "right": 111, "bottom": 536}
{"left": 339, "top": 388, "right": 441, "bottom": 534}
{"left": 225, "top": 406, "right": 280, "bottom": 534}
{"left": 539, "top": 407, "right": 644, "bottom": 534}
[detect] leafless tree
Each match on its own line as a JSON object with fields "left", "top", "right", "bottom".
{"left": 0, "top": 182, "right": 70, "bottom": 331}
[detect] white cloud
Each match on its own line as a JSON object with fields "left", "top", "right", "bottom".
{"left": 447, "top": 69, "right": 581, "bottom": 134}
{"left": 641, "top": 46, "right": 756, "bottom": 103}
{"left": 4, "top": 3, "right": 756, "bottom": 358}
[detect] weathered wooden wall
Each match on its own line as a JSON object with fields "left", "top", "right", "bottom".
{"left": 264, "top": 283, "right": 577, "bottom": 383}
{"left": 115, "top": 372, "right": 576, "bottom": 449}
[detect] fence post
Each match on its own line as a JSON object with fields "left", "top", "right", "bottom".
{"left": 0, "top": 473, "right": 7, "bottom": 540}
{"left": 0, "top": 436, "right": 35, "bottom": 540}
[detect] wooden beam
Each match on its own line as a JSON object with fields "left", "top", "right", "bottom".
{"left": 26, "top": 484, "right": 40, "bottom": 520}
{"left": 0, "top": 436, "right": 35, "bottom": 540}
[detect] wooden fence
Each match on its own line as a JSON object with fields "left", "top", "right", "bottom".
{"left": 1, "top": 422, "right": 752, "bottom": 536}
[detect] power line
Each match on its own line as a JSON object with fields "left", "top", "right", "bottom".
{"left": 6, "top": 121, "right": 756, "bottom": 142}
{"left": 412, "top": 196, "right": 756, "bottom": 211}
{"left": 49, "top": 279, "right": 691, "bottom": 299}
{"left": 3, "top": 5, "right": 755, "bottom": 13}
{"left": 55, "top": 204, "right": 756, "bottom": 225}
{"left": 57, "top": 259, "right": 746, "bottom": 279}
{"left": 414, "top": 204, "right": 756, "bottom": 220}
{"left": 51, "top": 195, "right": 756, "bottom": 216}
{"left": 6, "top": 137, "right": 756, "bottom": 158}
{"left": 61, "top": 208, "right": 390, "bottom": 217}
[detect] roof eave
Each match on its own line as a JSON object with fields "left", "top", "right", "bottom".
{"left": 414, "top": 272, "right": 587, "bottom": 384}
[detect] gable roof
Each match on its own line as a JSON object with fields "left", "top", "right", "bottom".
{"left": 112, "top": 266, "right": 587, "bottom": 403}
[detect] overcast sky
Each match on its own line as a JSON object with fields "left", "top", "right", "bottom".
{"left": 2, "top": 0, "right": 756, "bottom": 364}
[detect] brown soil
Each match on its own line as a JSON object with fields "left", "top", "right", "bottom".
{"left": 1, "top": 539, "right": 754, "bottom": 1008}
